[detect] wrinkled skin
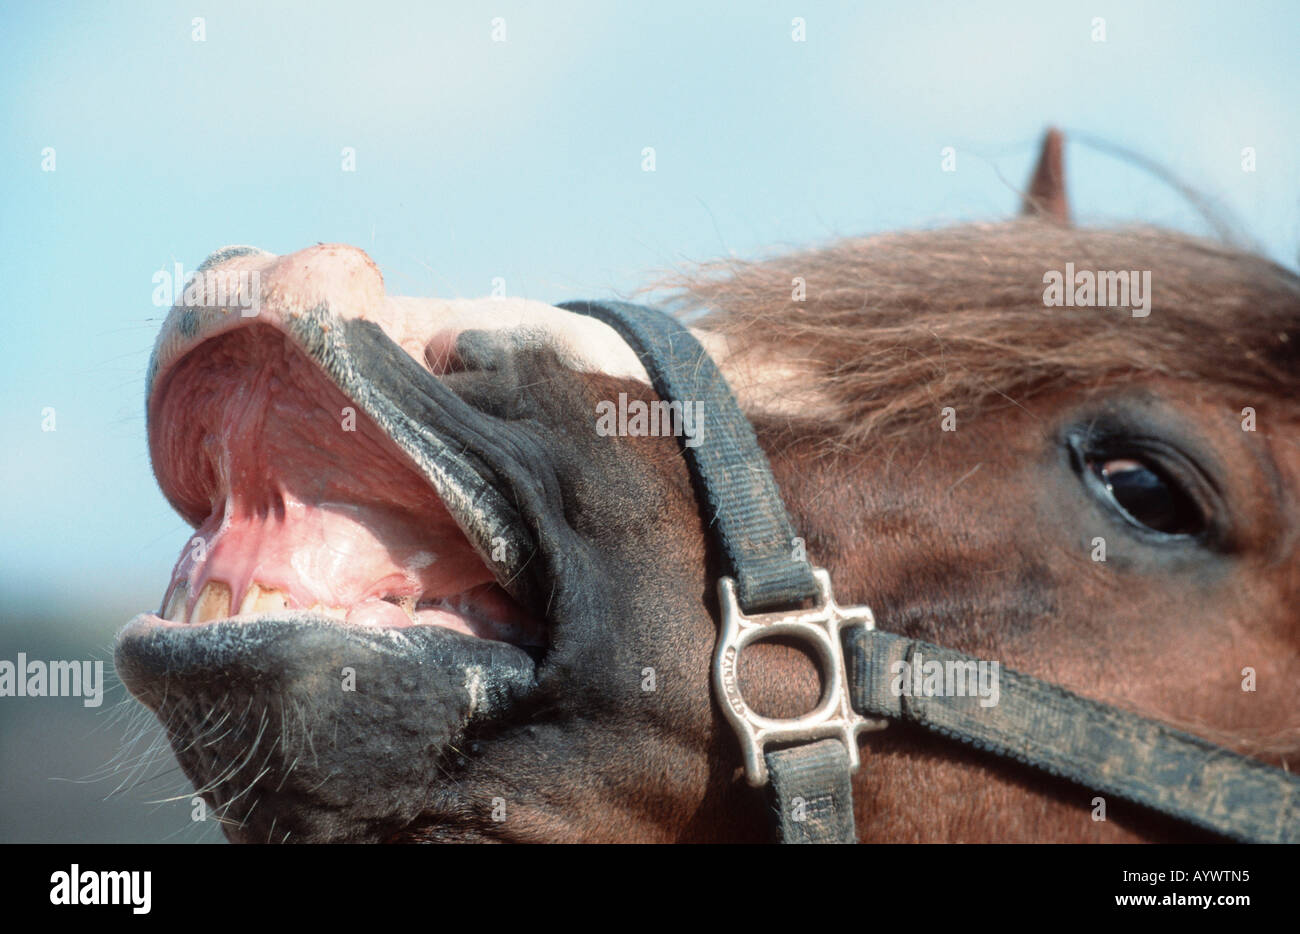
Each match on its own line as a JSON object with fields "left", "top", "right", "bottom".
{"left": 117, "top": 242, "right": 1300, "bottom": 843}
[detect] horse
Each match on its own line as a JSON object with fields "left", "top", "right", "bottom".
{"left": 115, "top": 132, "right": 1300, "bottom": 842}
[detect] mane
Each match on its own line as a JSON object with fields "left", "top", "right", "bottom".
{"left": 659, "top": 220, "right": 1300, "bottom": 443}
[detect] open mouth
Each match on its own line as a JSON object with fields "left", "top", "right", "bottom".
{"left": 144, "top": 323, "right": 547, "bottom": 652}
{"left": 148, "top": 324, "right": 546, "bottom": 651}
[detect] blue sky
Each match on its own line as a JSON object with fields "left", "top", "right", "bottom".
{"left": 2, "top": 0, "right": 1297, "bottom": 617}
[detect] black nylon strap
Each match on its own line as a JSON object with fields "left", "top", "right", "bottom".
{"left": 558, "top": 300, "right": 819, "bottom": 613}
{"left": 765, "top": 740, "right": 858, "bottom": 843}
{"left": 846, "top": 628, "right": 1300, "bottom": 843}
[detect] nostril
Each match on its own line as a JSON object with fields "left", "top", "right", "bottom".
{"left": 423, "top": 330, "right": 466, "bottom": 375}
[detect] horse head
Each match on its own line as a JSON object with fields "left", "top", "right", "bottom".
{"left": 116, "top": 132, "right": 1300, "bottom": 842}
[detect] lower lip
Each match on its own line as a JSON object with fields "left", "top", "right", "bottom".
{"left": 127, "top": 609, "right": 548, "bottom": 667}
{"left": 151, "top": 587, "right": 546, "bottom": 647}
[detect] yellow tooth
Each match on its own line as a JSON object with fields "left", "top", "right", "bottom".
{"left": 237, "top": 582, "right": 261, "bottom": 616}
{"left": 398, "top": 596, "right": 418, "bottom": 621}
{"left": 162, "top": 581, "right": 189, "bottom": 622}
{"left": 239, "top": 582, "right": 289, "bottom": 616}
{"left": 190, "top": 581, "right": 232, "bottom": 624}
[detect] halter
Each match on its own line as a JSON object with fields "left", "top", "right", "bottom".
{"left": 559, "top": 299, "right": 1300, "bottom": 844}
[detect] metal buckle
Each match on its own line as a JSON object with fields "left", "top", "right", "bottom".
{"left": 714, "top": 567, "right": 888, "bottom": 787}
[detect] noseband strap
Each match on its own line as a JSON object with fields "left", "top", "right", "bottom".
{"left": 561, "top": 299, "right": 1300, "bottom": 844}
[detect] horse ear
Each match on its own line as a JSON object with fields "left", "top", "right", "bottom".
{"left": 1021, "top": 128, "right": 1070, "bottom": 224}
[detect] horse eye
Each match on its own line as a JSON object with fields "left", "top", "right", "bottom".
{"left": 1088, "top": 457, "right": 1205, "bottom": 536}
